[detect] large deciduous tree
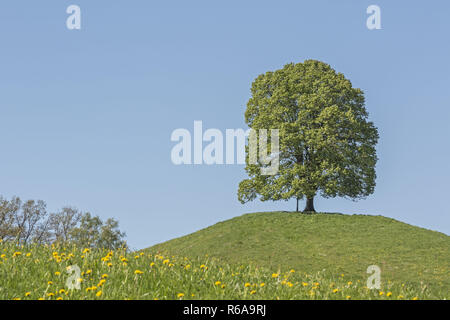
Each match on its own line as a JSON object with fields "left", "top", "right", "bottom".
{"left": 238, "top": 60, "right": 379, "bottom": 212}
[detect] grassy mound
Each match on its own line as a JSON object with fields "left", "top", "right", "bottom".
{"left": 148, "top": 211, "right": 450, "bottom": 296}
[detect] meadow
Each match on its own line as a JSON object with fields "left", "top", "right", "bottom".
{"left": 0, "top": 241, "right": 444, "bottom": 300}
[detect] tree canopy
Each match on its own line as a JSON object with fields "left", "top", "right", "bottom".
{"left": 238, "top": 60, "right": 379, "bottom": 212}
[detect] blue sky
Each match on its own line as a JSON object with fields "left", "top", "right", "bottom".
{"left": 0, "top": 1, "right": 449, "bottom": 249}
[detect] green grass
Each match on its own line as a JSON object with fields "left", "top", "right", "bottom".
{"left": 0, "top": 242, "right": 443, "bottom": 300}
{"left": 0, "top": 211, "right": 448, "bottom": 300}
{"left": 148, "top": 211, "right": 450, "bottom": 297}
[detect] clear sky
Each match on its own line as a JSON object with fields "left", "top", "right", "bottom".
{"left": 1, "top": 1, "right": 449, "bottom": 249}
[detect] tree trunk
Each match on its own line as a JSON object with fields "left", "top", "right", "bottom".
{"left": 303, "top": 197, "right": 315, "bottom": 213}
{"left": 296, "top": 198, "right": 299, "bottom": 212}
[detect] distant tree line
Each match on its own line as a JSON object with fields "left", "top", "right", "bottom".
{"left": 0, "top": 195, "right": 126, "bottom": 249}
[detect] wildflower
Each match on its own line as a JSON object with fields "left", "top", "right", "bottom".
{"left": 134, "top": 270, "right": 144, "bottom": 275}
{"left": 333, "top": 288, "right": 339, "bottom": 293}
{"left": 250, "top": 290, "right": 256, "bottom": 295}
{"left": 56, "top": 297, "right": 63, "bottom": 300}
{"left": 346, "top": 296, "right": 351, "bottom": 300}
{"left": 272, "top": 273, "right": 279, "bottom": 278}
{"left": 96, "top": 291, "right": 102, "bottom": 297}
{"left": 412, "top": 297, "right": 419, "bottom": 300}
{"left": 347, "top": 281, "right": 352, "bottom": 286}
{"left": 387, "top": 292, "right": 392, "bottom": 297}
{"left": 215, "top": 281, "right": 221, "bottom": 286}
{"left": 86, "top": 269, "right": 92, "bottom": 275}
{"left": 55, "top": 271, "right": 61, "bottom": 276}
{"left": 98, "top": 279, "right": 106, "bottom": 287}
{"left": 47, "top": 281, "right": 53, "bottom": 285}
{"left": 25, "top": 292, "right": 31, "bottom": 297}
{"left": 244, "top": 283, "right": 251, "bottom": 287}
{"left": 379, "top": 291, "right": 384, "bottom": 296}
{"left": 289, "top": 269, "right": 295, "bottom": 273}
{"left": 163, "top": 259, "right": 169, "bottom": 265}
{"left": 107, "top": 262, "right": 113, "bottom": 267}
{"left": 101, "top": 274, "right": 108, "bottom": 279}
{"left": 260, "top": 283, "right": 265, "bottom": 287}
{"left": 26, "top": 253, "right": 31, "bottom": 257}
{"left": 302, "top": 282, "right": 308, "bottom": 287}
{"left": 47, "top": 293, "right": 54, "bottom": 297}
{"left": 13, "top": 252, "right": 22, "bottom": 257}
{"left": 397, "top": 295, "right": 404, "bottom": 299}
{"left": 177, "top": 293, "right": 184, "bottom": 298}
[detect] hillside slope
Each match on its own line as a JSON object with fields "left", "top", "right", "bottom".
{"left": 148, "top": 212, "right": 450, "bottom": 294}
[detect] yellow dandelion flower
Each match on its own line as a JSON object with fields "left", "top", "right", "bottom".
{"left": 272, "top": 273, "right": 279, "bottom": 278}
{"left": 96, "top": 291, "right": 102, "bottom": 297}
{"left": 177, "top": 293, "right": 184, "bottom": 298}
{"left": 134, "top": 270, "right": 144, "bottom": 275}
{"left": 260, "top": 283, "right": 265, "bottom": 287}
{"left": 55, "top": 271, "right": 61, "bottom": 276}
{"left": 25, "top": 292, "right": 31, "bottom": 297}
{"left": 387, "top": 292, "right": 392, "bottom": 297}
{"left": 215, "top": 281, "right": 221, "bottom": 286}
{"left": 250, "top": 290, "right": 256, "bottom": 295}
{"left": 244, "top": 283, "right": 251, "bottom": 287}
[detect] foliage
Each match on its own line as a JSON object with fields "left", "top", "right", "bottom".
{"left": 0, "top": 195, "right": 126, "bottom": 249}
{"left": 238, "top": 60, "right": 379, "bottom": 211}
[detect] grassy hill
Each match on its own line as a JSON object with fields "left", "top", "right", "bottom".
{"left": 148, "top": 211, "right": 450, "bottom": 296}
